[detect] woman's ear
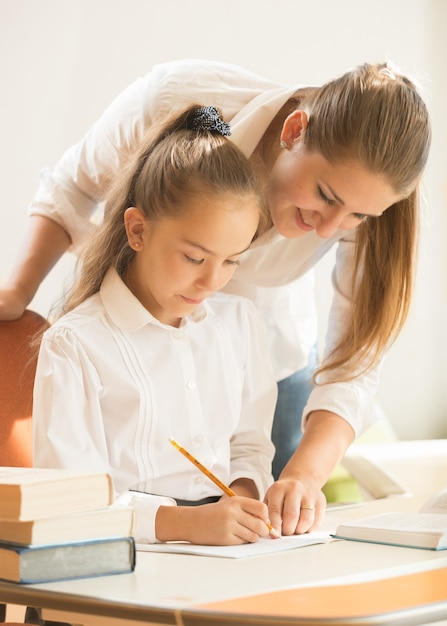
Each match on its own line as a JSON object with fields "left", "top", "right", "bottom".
{"left": 280, "top": 110, "right": 309, "bottom": 148}
{"left": 124, "top": 207, "right": 146, "bottom": 251}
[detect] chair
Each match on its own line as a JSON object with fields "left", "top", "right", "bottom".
{"left": 0, "top": 309, "right": 49, "bottom": 625}
{"left": 0, "top": 309, "right": 49, "bottom": 467}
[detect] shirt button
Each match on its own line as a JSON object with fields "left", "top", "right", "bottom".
{"left": 193, "top": 435, "right": 203, "bottom": 444}
{"left": 187, "top": 380, "right": 196, "bottom": 390}
{"left": 194, "top": 475, "right": 203, "bottom": 484}
{"left": 173, "top": 331, "right": 183, "bottom": 339}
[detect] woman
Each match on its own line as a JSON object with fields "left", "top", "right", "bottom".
{"left": 1, "top": 59, "right": 431, "bottom": 535}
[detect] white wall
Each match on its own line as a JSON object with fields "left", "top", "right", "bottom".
{"left": 1, "top": 0, "right": 446, "bottom": 439}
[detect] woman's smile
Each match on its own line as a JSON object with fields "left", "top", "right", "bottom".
{"left": 295, "top": 207, "right": 315, "bottom": 232}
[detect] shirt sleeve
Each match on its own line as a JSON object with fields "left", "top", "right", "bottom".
{"left": 302, "top": 231, "right": 383, "bottom": 437}
{"left": 28, "top": 66, "right": 175, "bottom": 250}
{"left": 28, "top": 59, "right": 283, "bottom": 251}
{"left": 32, "top": 327, "right": 176, "bottom": 544}
{"left": 29, "top": 79, "right": 154, "bottom": 250}
{"left": 225, "top": 299, "right": 277, "bottom": 498}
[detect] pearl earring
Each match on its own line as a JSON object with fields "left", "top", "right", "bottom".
{"left": 279, "top": 140, "right": 288, "bottom": 149}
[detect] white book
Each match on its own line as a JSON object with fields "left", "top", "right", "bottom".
{"left": 0, "top": 505, "right": 134, "bottom": 545}
{"left": 0, "top": 467, "right": 113, "bottom": 521}
{"left": 332, "top": 486, "right": 447, "bottom": 550}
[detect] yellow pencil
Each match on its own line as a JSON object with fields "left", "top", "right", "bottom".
{"left": 169, "top": 437, "right": 280, "bottom": 538}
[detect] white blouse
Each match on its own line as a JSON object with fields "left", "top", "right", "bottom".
{"left": 33, "top": 269, "right": 277, "bottom": 543}
{"left": 29, "top": 58, "right": 383, "bottom": 437}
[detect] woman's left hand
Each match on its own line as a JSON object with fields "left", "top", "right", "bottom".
{"left": 265, "top": 409, "right": 354, "bottom": 535}
{"left": 264, "top": 476, "right": 326, "bottom": 536}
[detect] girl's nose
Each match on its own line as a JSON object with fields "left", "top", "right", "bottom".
{"left": 196, "top": 267, "right": 223, "bottom": 292}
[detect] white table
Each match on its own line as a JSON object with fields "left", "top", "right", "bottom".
{"left": 1, "top": 495, "right": 447, "bottom": 625}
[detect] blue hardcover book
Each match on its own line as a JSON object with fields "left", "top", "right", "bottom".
{"left": 0, "top": 536, "right": 136, "bottom": 583}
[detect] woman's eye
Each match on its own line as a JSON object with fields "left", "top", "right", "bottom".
{"left": 353, "top": 213, "right": 369, "bottom": 223}
{"left": 317, "top": 186, "right": 336, "bottom": 206}
{"left": 184, "top": 255, "right": 204, "bottom": 265}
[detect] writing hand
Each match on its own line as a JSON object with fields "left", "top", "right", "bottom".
{"left": 156, "top": 496, "right": 272, "bottom": 545}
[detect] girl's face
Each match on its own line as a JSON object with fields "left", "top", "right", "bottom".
{"left": 269, "top": 114, "right": 402, "bottom": 240}
{"left": 124, "top": 194, "right": 260, "bottom": 327}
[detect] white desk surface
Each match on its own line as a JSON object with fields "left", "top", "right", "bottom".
{"left": 1, "top": 495, "right": 447, "bottom": 625}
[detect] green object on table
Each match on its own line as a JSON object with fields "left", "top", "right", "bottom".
{"left": 322, "top": 464, "right": 363, "bottom": 503}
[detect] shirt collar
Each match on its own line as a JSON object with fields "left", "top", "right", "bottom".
{"left": 100, "top": 267, "right": 208, "bottom": 332}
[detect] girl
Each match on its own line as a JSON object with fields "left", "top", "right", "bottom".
{"left": 5, "top": 60, "right": 431, "bottom": 536}
{"left": 32, "top": 105, "right": 278, "bottom": 546}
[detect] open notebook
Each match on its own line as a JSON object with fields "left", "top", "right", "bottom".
{"left": 137, "top": 530, "right": 331, "bottom": 558}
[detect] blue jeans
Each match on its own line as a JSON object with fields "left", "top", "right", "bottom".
{"left": 271, "top": 347, "right": 318, "bottom": 480}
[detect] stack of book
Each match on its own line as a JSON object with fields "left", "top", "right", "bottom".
{"left": 0, "top": 467, "right": 135, "bottom": 583}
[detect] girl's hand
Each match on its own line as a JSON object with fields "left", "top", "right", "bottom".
{"left": 156, "top": 496, "right": 271, "bottom": 545}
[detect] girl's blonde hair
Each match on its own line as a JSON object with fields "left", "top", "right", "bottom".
{"left": 61, "top": 105, "right": 267, "bottom": 315}
{"left": 303, "top": 62, "right": 431, "bottom": 381}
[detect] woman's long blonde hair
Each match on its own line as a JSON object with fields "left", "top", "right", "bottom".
{"left": 60, "top": 105, "right": 267, "bottom": 315}
{"left": 298, "top": 63, "right": 430, "bottom": 381}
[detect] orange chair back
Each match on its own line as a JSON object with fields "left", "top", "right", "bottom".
{"left": 0, "top": 310, "right": 49, "bottom": 467}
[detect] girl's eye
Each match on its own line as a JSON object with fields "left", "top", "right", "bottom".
{"left": 317, "top": 186, "right": 336, "bottom": 206}
{"left": 225, "top": 259, "right": 240, "bottom": 267}
{"left": 184, "top": 255, "right": 204, "bottom": 265}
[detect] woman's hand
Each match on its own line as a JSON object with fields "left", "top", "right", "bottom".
{"left": 156, "top": 496, "right": 271, "bottom": 545}
{"left": 264, "top": 476, "right": 326, "bottom": 536}
{"left": 264, "top": 410, "right": 355, "bottom": 536}
{"left": 0, "top": 215, "right": 71, "bottom": 321}
{"left": 0, "top": 286, "right": 29, "bottom": 321}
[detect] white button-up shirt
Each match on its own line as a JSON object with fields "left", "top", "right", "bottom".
{"left": 29, "top": 59, "right": 382, "bottom": 439}
{"left": 33, "top": 269, "right": 277, "bottom": 543}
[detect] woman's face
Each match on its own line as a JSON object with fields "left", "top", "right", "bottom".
{"left": 268, "top": 140, "right": 402, "bottom": 240}
{"left": 124, "top": 193, "right": 260, "bottom": 327}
